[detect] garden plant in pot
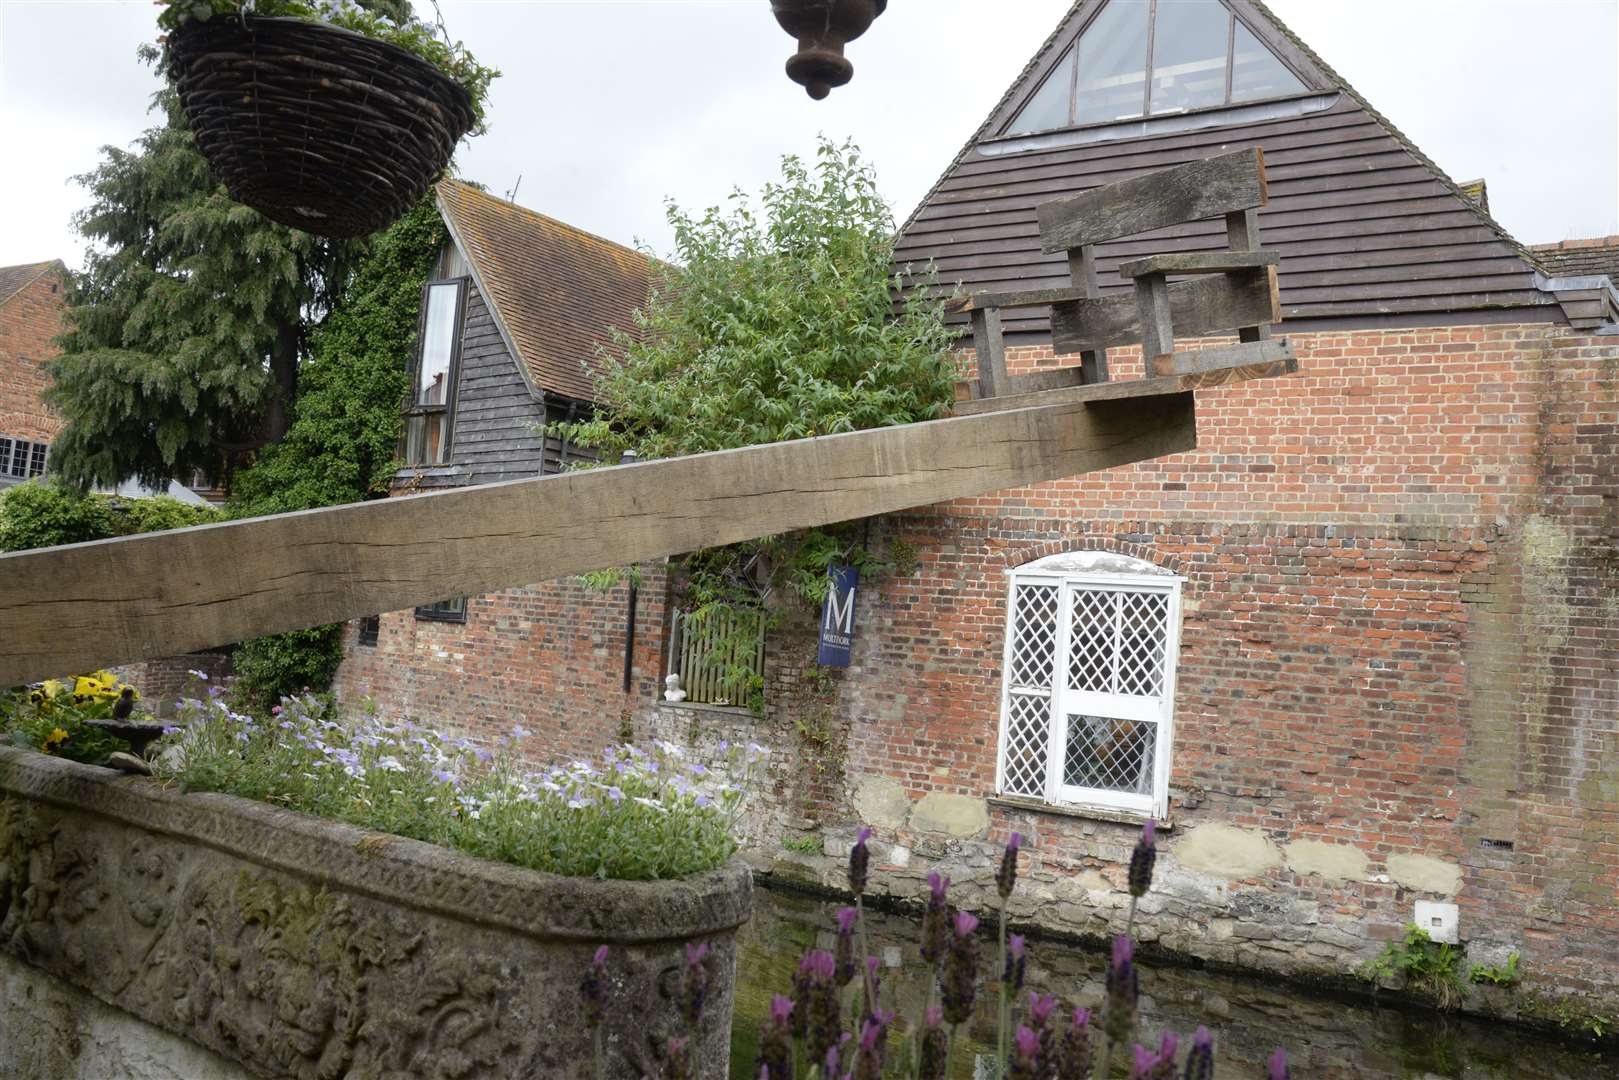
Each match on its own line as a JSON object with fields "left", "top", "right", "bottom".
{"left": 157, "top": 0, "right": 496, "bottom": 237}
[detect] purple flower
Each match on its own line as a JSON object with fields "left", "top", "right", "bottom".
{"left": 1027, "top": 991, "right": 1057, "bottom": 1028}
{"left": 996, "top": 830, "right": 1023, "bottom": 898}
{"left": 1183, "top": 1026, "right": 1214, "bottom": 1080}
{"left": 680, "top": 941, "right": 711, "bottom": 1028}
{"left": 848, "top": 826, "right": 873, "bottom": 896}
{"left": 1128, "top": 818, "right": 1158, "bottom": 898}
{"left": 1056, "top": 1008, "right": 1092, "bottom": 1080}
{"left": 834, "top": 907, "right": 858, "bottom": 987}
{"left": 580, "top": 945, "right": 609, "bottom": 1027}
{"left": 918, "top": 1006, "right": 949, "bottom": 1080}
{"left": 941, "top": 910, "right": 979, "bottom": 1026}
{"left": 1104, "top": 935, "right": 1139, "bottom": 1049}
{"left": 794, "top": 950, "right": 842, "bottom": 1063}
{"left": 921, "top": 872, "right": 951, "bottom": 967}
{"left": 953, "top": 910, "right": 979, "bottom": 937}
{"left": 1267, "top": 1048, "right": 1291, "bottom": 1080}
{"left": 1010, "top": 1025, "right": 1042, "bottom": 1080}
{"left": 1004, "top": 932, "right": 1027, "bottom": 993}
{"left": 853, "top": 1011, "right": 893, "bottom": 1080}
{"left": 664, "top": 1036, "right": 692, "bottom": 1080}
{"left": 755, "top": 995, "right": 794, "bottom": 1080}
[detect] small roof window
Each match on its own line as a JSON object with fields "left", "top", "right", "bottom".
{"left": 1006, "top": 0, "right": 1307, "bottom": 136}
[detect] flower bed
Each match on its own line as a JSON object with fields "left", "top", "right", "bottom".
{"left": 0, "top": 725, "right": 753, "bottom": 1076}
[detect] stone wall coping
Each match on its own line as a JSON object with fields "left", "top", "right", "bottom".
{"left": 0, "top": 745, "right": 752, "bottom": 943}
{"left": 989, "top": 794, "right": 1175, "bottom": 831}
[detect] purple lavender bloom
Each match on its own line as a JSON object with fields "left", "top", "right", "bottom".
{"left": 580, "top": 945, "right": 609, "bottom": 1028}
{"left": 1009, "top": 1025, "right": 1042, "bottom": 1080}
{"left": 1128, "top": 818, "right": 1158, "bottom": 898}
{"left": 1183, "top": 1026, "right": 1214, "bottom": 1080}
{"left": 664, "top": 1036, "right": 692, "bottom": 1080}
{"left": 754, "top": 995, "right": 794, "bottom": 1080}
{"left": 1027, "top": 991, "right": 1057, "bottom": 1028}
{"left": 834, "top": 906, "right": 858, "bottom": 987}
{"left": 1004, "top": 932, "right": 1028, "bottom": 993}
{"left": 848, "top": 826, "right": 873, "bottom": 896}
{"left": 794, "top": 949, "right": 842, "bottom": 1065}
{"left": 921, "top": 872, "right": 951, "bottom": 967}
{"left": 941, "top": 908, "right": 980, "bottom": 1025}
{"left": 1104, "top": 935, "right": 1139, "bottom": 1048}
{"left": 1056, "top": 1008, "right": 1093, "bottom": 1080}
{"left": 996, "top": 830, "right": 1023, "bottom": 898}
{"left": 681, "top": 941, "right": 711, "bottom": 1028}
{"left": 852, "top": 1011, "right": 892, "bottom": 1080}
{"left": 918, "top": 1006, "right": 949, "bottom": 1080}
{"left": 1267, "top": 1048, "right": 1291, "bottom": 1080}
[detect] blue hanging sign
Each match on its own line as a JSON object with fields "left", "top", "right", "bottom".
{"left": 817, "top": 564, "right": 859, "bottom": 668}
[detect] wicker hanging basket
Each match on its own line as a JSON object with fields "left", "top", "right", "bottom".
{"left": 168, "top": 16, "right": 476, "bottom": 238}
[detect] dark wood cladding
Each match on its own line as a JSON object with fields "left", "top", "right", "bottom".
{"left": 440, "top": 283, "right": 554, "bottom": 486}
{"left": 896, "top": 96, "right": 1550, "bottom": 339}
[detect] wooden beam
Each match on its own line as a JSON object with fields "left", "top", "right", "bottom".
{"left": 1037, "top": 147, "right": 1268, "bottom": 252}
{"left": 0, "top": 394, "right": 1201, "bottom": 685}
{"left": 952, "top": 352, "right": 1296, "bottom": 417}
{"left": 945, "top": 285, "right": 1091, "bottom": 315}
{"left": 1147, "top": 338, "right": 1293, "bottom": 377}
{"left": 1117, "top": 251, "right": 1279, "bottom": 278}
{"left": 1225, "top": 208, "right": 1272, "bottom": 344}
{"left": 1134, "top": 273, "right": 1175, "bottom": 364}
{"left": 1050, "top": 266, "right": 1279, "bottom": 356}
{"left": 970, "top": 306, "right": 1010, "bottom": 398}
{"left": 1067, "top": 245, "right": 1109, "bottom": 384}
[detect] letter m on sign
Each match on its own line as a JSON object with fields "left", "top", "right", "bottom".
{"left": 818, "top": 564, "right": 859, "bottom": 667}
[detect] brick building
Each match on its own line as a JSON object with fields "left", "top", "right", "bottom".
{"left": 334, "top": 1, "right": 1619, "bottom": 1014}
{"left": 0, "top": 260, "right": 67, "bottom": 486}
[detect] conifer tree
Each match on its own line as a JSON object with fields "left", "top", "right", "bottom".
{"left": 46, "top": 74, "right": 360, "bottom": 491}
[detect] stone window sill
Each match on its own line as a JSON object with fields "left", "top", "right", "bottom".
{"left": 656, "top": 700, "right": 756, "bottom": 720}
{"left": 988, "top": 794, "right": 1174, "bottom": 831}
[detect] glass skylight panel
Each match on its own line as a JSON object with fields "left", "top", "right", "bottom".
{"left": 1073, "top": 0, "right": 1152, "bottom": 126}
{"left": 1230, "top": 19, "right": 1307, "bottom": 101}
{"left": 1149, "top": 0, "right": 1232, "bottom": 114}
{"left": 1006, "top": 48, "right": 1075, "bottom": 135}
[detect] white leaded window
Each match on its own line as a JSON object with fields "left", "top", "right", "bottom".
{"left": 997, "top": 553, "right": 1183, "bottom": 817}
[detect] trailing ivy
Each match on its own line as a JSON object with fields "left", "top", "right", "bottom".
{"left": 226, "top": 196, "right": 447, "bottom": 711}
{"left": 550, "top": 139, "right": 957, "bottom": 706}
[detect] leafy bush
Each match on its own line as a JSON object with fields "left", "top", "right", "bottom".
{"left": 1363, "top": 924, "right": 1467, "bottom": 1010}
{"left": 1471, "top": 952, "right": 1522, "bottom": 987}
{"left": 153, "top": 684, "right": 763, "bottom": 880}
{"left": 229, "top": 625, "right": 346, "bottom": 717}
{"left": 0, "top": 481, "right": 221, "bottom": 553}
{"left": 3, "top": 672, "right": 138, "bottom": 764}
{"left": 155, "top": 1, "right": 499, "bottom": 132}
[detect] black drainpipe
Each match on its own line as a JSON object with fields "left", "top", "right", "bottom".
{"left": 621, "top": 450, "right": 639, "bottom": 694}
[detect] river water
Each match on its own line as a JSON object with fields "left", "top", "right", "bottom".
{"left": 729, "top": 885, "right": 1616, "bottom": 1079}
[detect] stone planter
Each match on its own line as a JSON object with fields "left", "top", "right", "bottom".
{"left": 0, "top": 746, "right": 751, "bottom": 1079}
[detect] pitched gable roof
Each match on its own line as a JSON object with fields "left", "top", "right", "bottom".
{"left": 896, "top": 0, "right": 1560, "bottom": 337}
{"left": 435, "top": 182, "right": 652, "bottom": 402}
{"left": 0, "top": 261, "right": 63, "bottom": 309}
{"left": 1531, "top": 237, "right": 1619, "bottom": 283}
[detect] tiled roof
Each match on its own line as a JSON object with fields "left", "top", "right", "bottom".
{"left": 0, "top": 261, "right": 62, "bottom": 308}
{"left": 435, "top": 181, "right": 652, "bottom": 402}
{"left": 1530, "top": 236, "right": 1619, "bottom": 282}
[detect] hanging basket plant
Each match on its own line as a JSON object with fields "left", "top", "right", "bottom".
{"left": 159, "top": 2, "right": 495, "bottom": 238}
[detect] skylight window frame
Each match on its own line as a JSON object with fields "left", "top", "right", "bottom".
{"left": 1000, "top": 0, "right": 1311, "bottom": 139}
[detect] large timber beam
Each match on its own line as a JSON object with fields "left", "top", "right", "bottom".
{"left": 0, "top": 389, "right": 1206, "bottom": 686}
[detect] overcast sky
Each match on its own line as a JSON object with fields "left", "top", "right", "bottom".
{"left": 1, "top": 0, "right": 1615, "bottom": 272}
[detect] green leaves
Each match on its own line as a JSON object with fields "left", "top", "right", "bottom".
{"left": 551, "top": 138, "right": 958, "bottom": 644}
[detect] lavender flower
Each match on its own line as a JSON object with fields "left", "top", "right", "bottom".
{"left": 835, "top": 906, "right": 859, "bottom": 987}
{"left": 859, "top": 955, "right": 882, "bottom": 1025}
{"left": 1027, "top": 991, "right": 1057, "bottom": 1029}
{"left": 664, "top": 1036, "right": 692, "bottom": 1080}
{"left": 580, "top": 945, "right": 609, "bottom": 1028}
{"left": 794, "top": 949, "right": 842, "bottom": 1065}
{"left": 848, "top": 826, "right": 872, "bottom": 895}
{"left": 754, "top": 995, "right": 794, "bottom": 1080}
{"left": 1056, "top": 1008, "right": 1093, "bottom": 1080}
{"left": 680, "top": 941, "right": 711, "bottom": 1029}
{"left": 1104, "top": 935, "right": 1139, "bottom": 1049}
{"left": 1266, "top": 1048, "right": 1291, "bottom": 1080}
{"left": 852, "top": 1010, "right": 893, "bottom": 1080}
{"left": 996, "top": 830, "right": 1023, "bottom": 898}
{"left": 1128, "top": 819, "right": 1158, "bottom": 899}
{"left": 918, "top": 1006, "right": 949, "bottom": 1080}
{"left": 941, "top": 910, "right": 980, "bottom": 1025}
{"left": 1182, "top": 1026, "right": 1214, "bottom": 1080}
{"left": 920, "top": 872, "right": 951, "bottom": 967}
{"left": 1004, "top": 932, "right": 1027, "bottom": 993}
{"left": 1010, "top": 1025, "right": 1041, "bottom": 1080}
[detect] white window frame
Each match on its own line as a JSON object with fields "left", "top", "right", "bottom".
{"left": 996, "top": 555, "right": 1184, "bottom": 819}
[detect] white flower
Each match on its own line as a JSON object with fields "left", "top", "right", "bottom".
{"left": 377, "top": 756, "right": 405, "bottom": 773}
{"left": 633, "top": 796, "right": 667, "bottom": 813}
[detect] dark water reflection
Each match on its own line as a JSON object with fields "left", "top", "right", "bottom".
{"left": 730, "top": 885, "right": 1616, "bottom": 1079}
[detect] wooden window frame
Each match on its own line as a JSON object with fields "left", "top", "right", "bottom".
{"left": 356, "top": 615, "right": 381, "bottom": 647}
{"left": 1003, "top": 0, "right": 1309, "bottom": 137}
{"left": 0, "top": 435, "right": 49, "bottom": 481}
{"left": 996, "top": 562, "right": 1184, "bottom": 819}
{"left": 414, "top": 597, "right": 469, "bottom": 624}
{"left": 401, "top": 277, "right": 470, "bottom": 467}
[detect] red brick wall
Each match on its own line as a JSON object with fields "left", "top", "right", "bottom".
{"left": 0, "top": 267, "right": 67, "bottom": 444}
{"left": 332, "top": 322, "right": 1619, "bottom": 1007}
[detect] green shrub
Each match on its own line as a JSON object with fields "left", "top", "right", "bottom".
{"left": 1362, "top": 924, "right": 1466, "bottom": 1009}
{"left": 229, "top": 625, "right": 345, "bottom": 717}
{"left": 1470, "top": 952, "right": 1522, "bottom": 986}
{"left": 0, "top": 481, "right": 221, "bottom": 553}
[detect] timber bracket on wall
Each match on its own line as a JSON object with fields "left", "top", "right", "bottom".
{"left": 0, "top": 149, "right": 1298, "bottom": 687}
{"left": 946, "top": 146, "right": 1295, "bottom": 415}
